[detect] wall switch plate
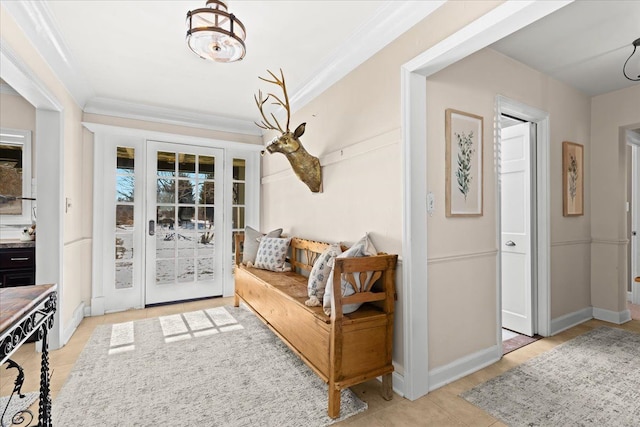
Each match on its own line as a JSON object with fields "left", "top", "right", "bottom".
{"left": 427, "top": 192, "right": 435, "bottom": 216}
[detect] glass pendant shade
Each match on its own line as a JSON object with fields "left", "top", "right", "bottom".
{"left": 186, "top": 0, "right": 246, "bottom": 63}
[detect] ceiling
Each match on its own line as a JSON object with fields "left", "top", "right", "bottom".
{"left": 491, "top": 0, "right": 640, "bottom": 97}
{"left": 3, "top": 1, "right": 639, "bottom": 134}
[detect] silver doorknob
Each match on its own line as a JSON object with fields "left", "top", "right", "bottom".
{"left": 505, "top": 240, "right": 516, "bottom": 247}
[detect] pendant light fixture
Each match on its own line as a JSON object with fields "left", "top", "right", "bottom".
{"left": 186, "top": 0, "right": 246, "bottom": 63}
{"left": 622, "top": 37, "right": 640, "bottom": 81}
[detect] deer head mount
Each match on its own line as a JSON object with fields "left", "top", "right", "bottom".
{"left": 254, "top": 69, "right": 322, "bottom": 193}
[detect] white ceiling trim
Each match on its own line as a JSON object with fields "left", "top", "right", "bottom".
{"left": 289, "top": 0, "right": 447, "bottom": 113}
{"left": 83, "top": 97, "right": 262, "bottom": 136}
{"left": 2, "top": 0, "right": 94, "bottom": 109}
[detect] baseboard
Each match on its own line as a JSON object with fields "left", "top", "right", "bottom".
{"left": 628, "top": 291, "right": 632, "bottom": 302}
{"left": 84, "top": 305, "right": 91, "bottom": 317}
{"left": 550, "top": 307, "right": 593, "bottom": 335}
{"left": 91, "top": 296, "right": 105, "bottom": 316}
{"left": 593, "top": 307, "right": 632, "bottom": 324}
{"left": 392, "top": 371, "right": 405, "bottom": 397}
{"left": 62, "top": 301, "right": 85, "bottom": 345}
{"left": 428, "top": 344, "right": 501, "bottom": 391}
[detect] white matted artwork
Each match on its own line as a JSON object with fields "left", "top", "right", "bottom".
{"left": 445, "top": 109, "right": 483, "bottom": 217}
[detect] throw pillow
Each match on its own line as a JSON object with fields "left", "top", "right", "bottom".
{"left": 242, "top": 226, "right": 283, "bottom": 265}
{"left": 254, "top": 237, "right": 292, "bottom": 272}
{"left": 305, "top": 243, "right": 342, "bottom": 307}
{"left": 323, "top": 234, "right": 378, "bottom": 316}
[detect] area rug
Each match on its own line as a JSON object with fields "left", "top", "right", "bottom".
{"left": 1, "top": 391, "right": 38, "bottom": 426}
{"left": 462, "top": 327, "right": 640, "bottom": 426}
{"left": 53, "top": 306, "right": 367, "bottom": 426}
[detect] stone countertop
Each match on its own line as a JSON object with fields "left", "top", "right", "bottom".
{"left": 0, "top": 239, "right": 36, "bottom": 249}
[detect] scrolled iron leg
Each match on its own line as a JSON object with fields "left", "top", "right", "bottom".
{"left": 37, "top": 325, "right": 52, "bottom": 427}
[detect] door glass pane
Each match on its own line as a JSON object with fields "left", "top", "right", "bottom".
{"left": 116, "top": 147, "right": 135, "bottom": 173}
{"left": 177, "top": 258, "right": 195, "bottom": 282}
{"left": 232, "top": 207, "right": 245, "bottom": 229}
{"left": 156, "top": 206, "right": 175, "bottom": 259}
{"left": 116, "top": 205, "right": 134, "bottom": 227}
{"left": 231, "top": 158, "right": 246, "bottom": 267}
{"left": 156, "top": 260, "right": 175, "bottom": 284}
{"left": 177, "top": 233, "right": 196, "bottom": 258}
{"left": 115, "top": 262, "right": 133, "bottom": 289}
{"left": 179, "top": 153, "right": 196, "bottom": 178}
{"left": 115, "top": 146, "right": 136, "bottom": 292}
{"left": 157, "top": 152, "right": 176, "bottom": 177}
{"left": 178, "top": 180, "right": 196, "bottom": 204}
{"left": 201, "top": 182, "right": 215, "bottom": 204}
{"left": 232, "top": 183, "right": 245, "bottom": 204}
{"left": 198, "top": 257, "right": 214, "bottom": 280}
{"left": 197, "top": 207, "right": 214, "bottom": 224}
{"left": 157, "top": 178, "right": 175, "bottom": 203}
{"left": 199, "top": 155, "right": 215, "bottom": 179}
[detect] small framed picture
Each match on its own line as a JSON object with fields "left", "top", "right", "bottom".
{"left": 562, "top": 141, "right": 584, "bottom": 216}
{"left": 445, "top": 109, "right": 483, "bottom": 217}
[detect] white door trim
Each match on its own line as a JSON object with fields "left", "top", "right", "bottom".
{"left": 400, "top": 0, "right": 568, "bottom": 399}
{"left": 628, "top": 135, "right": 640, "bottom": 304}
{"left": 496, "top": 97, "right": 552, "bottom": 339}
{"left": 1, "top": 43, "right": 66, "bottom": 350}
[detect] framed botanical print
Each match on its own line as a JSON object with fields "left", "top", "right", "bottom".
{"left": 445, "top": 109, "right": 483, "bottom": 217}
{"left": 562, "top": 141, "right": 584, "bottom": 216}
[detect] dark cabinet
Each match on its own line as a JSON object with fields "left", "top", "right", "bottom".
{"left": 0, "top": 247, "right": 36, "bottom": 288}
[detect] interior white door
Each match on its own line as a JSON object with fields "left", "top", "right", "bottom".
{"left": 145, "top": 141, "right": 224, "bottom": 304}
{"left": 632, "top": 145, "right": 640, "bottom": 304}
{"left": 500, "top": 122, "right": 534, "bottom": 336}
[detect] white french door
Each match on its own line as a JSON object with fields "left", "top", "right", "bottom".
{"left": 145, "top": 142, "right": 224, "bottom": 304}
{"left": 92, "top": 131, "right": 260, "bottom": 314}
{"left": 500, "top": 122, "right": 535, "bottom": 336}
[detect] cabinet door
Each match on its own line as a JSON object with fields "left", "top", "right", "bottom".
{"left": 1, "top": 270, "right": 35, "bottom": 287}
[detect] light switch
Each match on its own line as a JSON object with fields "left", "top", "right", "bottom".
{"left": 427, "top": 192, "right": 435, "bottom": 216}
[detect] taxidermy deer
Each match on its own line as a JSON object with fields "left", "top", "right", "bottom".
{"left": 255, "top": 69, "right": 322, "bottom": 193}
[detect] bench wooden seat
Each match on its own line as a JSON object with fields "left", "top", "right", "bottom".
{"left": 234, "top": 235, "right": 397, "bottom": 418}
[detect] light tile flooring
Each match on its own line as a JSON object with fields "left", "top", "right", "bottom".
{"left": 2, "top": 298, "right": 640, "bottom": 427}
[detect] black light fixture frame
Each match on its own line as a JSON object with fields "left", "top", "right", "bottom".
{"left": 623, "top": 37, "right": 640, "bottom": 82}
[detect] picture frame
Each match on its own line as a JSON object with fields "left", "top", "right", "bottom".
{"left": 445, "top": 109, "right": 483, "bottom": 217}
{"left": 562, "top": 141, "right": 584, "bottom": 216}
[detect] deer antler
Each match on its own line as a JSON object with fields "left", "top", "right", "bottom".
{"left": 254, "top": 68, "right": 291, "bottom": 133}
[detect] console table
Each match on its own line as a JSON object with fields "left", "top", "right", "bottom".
{"left": 0, "top": 284, "right": 57, "bottom": 427}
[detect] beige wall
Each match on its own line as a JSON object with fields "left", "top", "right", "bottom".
{"left": 260, "top": 1, "right": 503, "bottom": 374}
{"left": 1, "top": 5, "right": 89, "bottom": 335}
{"left": 590, "top": 85, "right": 640, "bottom": 313}
{"left": 425, "top": 48, "right": 592, "bottom": 368}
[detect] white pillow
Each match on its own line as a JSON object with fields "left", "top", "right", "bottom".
{"left": 305, "top": 244, "right": 342, "bottom": 307}
{"left": 323, "top": 234, "right": 377, "bottom": 316}
{"left": 242, "top": 226, "right": 283, "bottom": 265}
{"left": 254, "top": 237, "right": 292, "bottom": 272}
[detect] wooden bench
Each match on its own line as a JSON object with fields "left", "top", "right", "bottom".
{"left": 234, "top": 235, "right": 397, "bottom": 418}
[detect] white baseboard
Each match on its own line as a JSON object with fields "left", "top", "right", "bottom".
{"left": 91, "top": 296, "right": 105, "bottom": 316}
{"left": 593, "top": 307, "right": 632, "bottom": 324}
{"left": 84, "top": 305, "right": 91, "bottom": 317}
{"left": 550, "top": 307, "right": 593, "bottom": 336}
{"left": 628, "top": 291, "right": 632, "bottom": 302}
{"left": 392, "top": 371, "right": 405, "bottom": 397}
{"left": 62, "top": 301, "right": 85, "bottom": 345}
{"left": 428, "top": 344, "right": 501, "bottom": 391}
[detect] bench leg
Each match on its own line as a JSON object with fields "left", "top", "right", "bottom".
{"left": 382, "top": 373, "right": 393, "bottom": 401}
{"left": 234, "top": 293, "right": 240, "bottom": 307}
{"left": 328, "top": 383, "right": 341, "bottom": 419}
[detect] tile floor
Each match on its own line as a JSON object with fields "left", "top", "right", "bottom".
{"left": 2, "top": 298, "right": 640, "bottom": 427}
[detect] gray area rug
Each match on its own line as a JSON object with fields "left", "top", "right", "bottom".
{"left": 462, "top": 326, "right": 640, "bottom": 426}
{"left": 1, "top": 391, "right": 38, "bottom": 426}
{"left": 53, "top": 306, "right": 366, "bottom": 426}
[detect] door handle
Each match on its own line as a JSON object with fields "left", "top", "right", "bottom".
{"left": 633, "top": 231, "right": 637, "bottom": 236}
{"left": 505, "top": 240, "right": 516, "bottom": 247}
{"left": 149, "top": 220, "right": 155, "bottom": 236}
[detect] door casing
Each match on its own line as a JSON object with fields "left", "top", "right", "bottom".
{"left": 88, "top": 123, "right": 262, "bottom": 315}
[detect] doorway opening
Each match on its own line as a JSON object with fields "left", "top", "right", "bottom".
{"left": 496, "top": 96, "right": 551, "bottom": 354}
{"left": 499, "top": 114, "right": 536, "bottom": 338}
{"left": 627, "top": 129, "right": 640, "bottom": 318}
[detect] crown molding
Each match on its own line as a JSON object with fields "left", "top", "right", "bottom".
{"left": 84, "top": 97, "right": 261, "bottom": 136}
{"left": 0, "top": 81, "right": 19, "bottom": 96}
{"left": 2, "top": 1, "right": 94, "bottom": 108}
{"left": 288, "top": 0, "right": 446, "bottom": 112}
